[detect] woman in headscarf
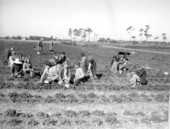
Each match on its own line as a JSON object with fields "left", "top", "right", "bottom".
{"left": 87, "top": 56, "right": 97, "bottom": 79}
{"left": 74, "top": 62, "right": 85, "bottom": 86}
{"left": 110, "top": 56, "right": 119, "bottom": 75}
{"left": 39, "top": 60, "right": 61, "bottom": 84}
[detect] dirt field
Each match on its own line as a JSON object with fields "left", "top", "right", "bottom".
{"left": 0, "top": 39, "right": 169, "bottom": 129}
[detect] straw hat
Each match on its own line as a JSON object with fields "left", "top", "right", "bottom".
{"left": 44, "top": 60, "right": 52, "bottom": 67}
{"left": 14, "top": 58, "right": 22, "bottom": 64}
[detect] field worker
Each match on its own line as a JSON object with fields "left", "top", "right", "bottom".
{"left": 8, "top": 51, "right": 18, "bottom": 77}
{"left": 134, "top": 64, "right": 147, "bottom": 85}
{"left": 37, "top": 38, "right": 43, "bottom": 54}
{"left": 53, "top": 55, "right": 64, "bottom": 85}
{"left": 87, "top": 56, "right": 97, "bottom": 79}
{"left": 118, "top": 57, "right": 127, "bottom": 74}
{"left": 39, "top": 60, "right": 61, "bottom": 84}
{"left": 58, "top": 52, "right": 66, "bottom": 64}
{"left": 50, "top": 40, "right": 54, "bottom": 52}
{"left": 11, "top": 58, "right": 23, "bottom": 77}
{"left": 74, "top": 62, "right": 85, "bottom": 86}
{"left": 110, "top": 56, "right": 119, "bottom": 74}
{"left": 23, "top": 57, "right": 35, "bottom": 77}
{"left": 8, "top": 51, "right": 17, "bottom": 67}
{"left": 129, "top": 72, "right": 140, "bottom": 87}
{"left": 80, "top": 52, "right": 88, "bottom": 75}
{"left": 6, "top": 47, "right": 14, "bottom": 64}
{"left": 63, "top": 58, "right": 71, "bottom": 88}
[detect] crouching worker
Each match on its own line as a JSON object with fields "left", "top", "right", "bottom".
{"left": 23, "top": 58, "right": 38, "bottom": 77}
{"left": 74, "top": 62, "right": 85, "bottom": 86}
{"left": 63, "top": 58, "right": 71, "bottom": 88}
{"left": 135, "top": 64, "right": 147, "bottom": 85}
{"left": 39, "top": 60, "right": 60, "bottom": 84}
{"left": 129, "top": 72, "right": 140, "bottom": 87}
{"left": 11, "top": 58, "right": 23, "bottom": 77}
{"left": 87, "top": 56, "right": 97, "bottom": 79}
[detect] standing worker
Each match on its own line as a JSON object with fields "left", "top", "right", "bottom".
{"left": 37, "top": 38, "right": 43, "bottom": 54}
{"left": 50, "top": 40, "right": 54, "bottom": 52}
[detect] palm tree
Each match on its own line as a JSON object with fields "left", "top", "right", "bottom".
{"left": 162, "top": 33, "right": 167, "bottom": 42}
{"left": 154, "top": 37, "right": 159, "bottom": 40}
{"left": 73, "top": 29, "right": 80, "bottom": 41}
{"left": 94, "top": 33, "right": 98, "bottom": 42}
{"left": 145, "top": 25, "right": 150, "bottom": 31}
{"left": 139, "top": 28, "right": 144, "bottom": 41}
{"left": 126, "top": 26, "right": 134, "bottom": 41}
{"left": 68, "top": 28, "right": 72, "bottom": 40}
{"left": 154, "top": 37, "right": 159, "bottom": 43}
{"left": 85, "top": 27, "right": 93, "bottom": 42}
{"left": 162, "top": 33, "right": 167, "bottom": 47}
{"left": 132, "top": 36, "right": 136, "bottom": 41}
{"left": 144, "top": 25, "right": 151, "bottom": 42}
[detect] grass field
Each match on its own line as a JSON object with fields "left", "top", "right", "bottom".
{"left": 0, "top": 39, "right": 169, "bottom": 129}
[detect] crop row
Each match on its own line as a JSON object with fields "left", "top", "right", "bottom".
{"left": 0, "top": 92, "right": 168, "bottom": 104}
{"left": 0, "top": 80, "right": 169, "bottom": 91}
{"left": 0, "top": 109, "right": 168, "bottom": 128}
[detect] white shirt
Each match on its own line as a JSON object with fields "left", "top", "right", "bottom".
{"left": 75, "top": 68, "right": 84, "bottom": 80}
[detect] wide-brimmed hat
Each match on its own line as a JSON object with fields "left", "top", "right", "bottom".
{"left": 44, "top": 60, "right": 52, "bottom": 67}
{"left": 14, "top": 58, "right": 22, "bottom": 64}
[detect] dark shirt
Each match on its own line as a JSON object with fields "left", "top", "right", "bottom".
{"left": 38, "top": 41, "right": 43, "bottom": 48}
{"left": 7, "top": 49, "right": 12, "bottom": 60}
{"left": 89, "top": 59, "right": 97, "bottom": 76}
{"left": 137, "top": 68, "right": 147, "bottom": 84}
{"left": 58, "top": 56, "right": 66, "bottom": 64}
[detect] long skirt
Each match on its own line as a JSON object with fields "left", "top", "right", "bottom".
{"left": 111, "top": 61, "right": 118, "bottom": 74}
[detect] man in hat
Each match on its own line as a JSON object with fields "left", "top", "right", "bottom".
{"left": 37, "top": 38, "right": 43, "bottom": 54}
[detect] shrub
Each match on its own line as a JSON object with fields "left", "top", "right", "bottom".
{"left": 4, "top": 109, "right": 17, "bottom": 117}
{"left": 91, "top": 118, "right": 103, "bottom": 126}
{"left": 78, "top": 110, "right": 91, "bottom": 117}
{"left": 92, "top": 110, "right": 105, "bottom": 117}
{"left": 6, "top": 119, "right": 23, "bottom": 126}
{"left": 105, "top": 116, "right": 119, "bottom": 126}
{"left": 63, "top": 110, "right": 77, "bottom": 118}
{"left": 27, "top": 119, "right": 39, "bottom": 127}
{"left": 36, "top": 112, "right": 50, "bottom": 119}
{"left": 59, "top": 119, "right": 72, "bottom": 126}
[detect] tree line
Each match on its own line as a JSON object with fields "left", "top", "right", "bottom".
{"left": 126, "top": 25, "right": 167, "bottom": 43}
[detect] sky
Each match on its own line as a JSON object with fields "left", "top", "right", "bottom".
{"left": 0, "top": 0, "right": 170, "bottom": 41}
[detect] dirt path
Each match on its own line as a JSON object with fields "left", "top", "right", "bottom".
{"left": 103, "top": 45, "right": 170, "bottom": 55}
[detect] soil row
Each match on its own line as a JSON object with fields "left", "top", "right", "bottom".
{"left": 0, "top": 92, "right": 168, "bottom": 104}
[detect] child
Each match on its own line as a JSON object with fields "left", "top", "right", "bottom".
{"left": 74, "top": 62, "right": 84, "bottom": 86}
{"left": 23, "top": 57, "right": 34, "bottom": 77}
{"left": 129, "top": 72, "right": 140, "bottom": 87}
{"left": 63, "top": 58, "right": 71, "bottom": 88}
